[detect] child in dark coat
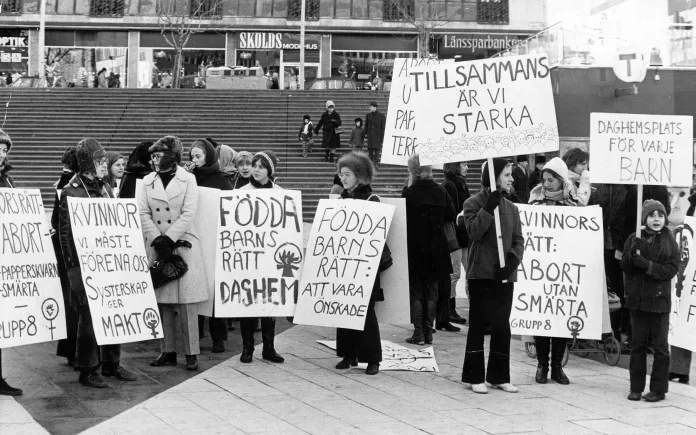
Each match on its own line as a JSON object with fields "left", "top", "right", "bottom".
{"left": 620, "top": 199, "right": 680, "bottom": 403}
{"left": 349, "top": 118, "right": 365, "bottom": 152}
{"left": 298, "top": 115, "right": 314, "bottom": 158}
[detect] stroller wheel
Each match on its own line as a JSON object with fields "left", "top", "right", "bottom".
{"left": 525, "top": 342, "right": 537, "bottom": 359}
{"left": 603, "top": 337, "right": 621, "bottom": 366}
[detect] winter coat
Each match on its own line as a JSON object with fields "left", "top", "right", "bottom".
{"left": 0, "top": 163, "right": 15, "bottom": 188}
{"left": 315, "top": 110, "right": 342, "bottom": 149}
{"left": 240, "top": 179, "right": 282, "bottom": 190}
{"left": 50, "top": 170, "right": 74, "bottom": 230}
{"left": 512, "top": 165, "right": 530, "bottom": 204}
{"left": 349, "top": 126, "right": 365, "bottom": 148}
{"left": 623, "top": 185, "right": 671, "bottom": 243}
{"left": 231, "top": 173, "right": 251, "bottom": 190}
{"left": 192, "top": 165, "right": 234, "bottom": 191}
{"left": 365, "top": 110, "right": 386, "bottom": 150}
{"left": 529, "top": 168, "right": 542, "bottom": 191}
{"left": 340, "top": 184, "right": 384, "bottom": 302}
{"left": 298, "top": 121, "right": 314, "bottom": 140}
{"left": 621, "top": 227, "right": 679, "bottom": 313}
{"left": 462, "top": 188, "right": 524, "bottom": 281}
{"left": 139, "top": 166, "right": 207, "bottom": 304}
{"left": 402, "top": 178, "right": 455, "bottom": 278}
{"left": 58, "top": 174, "right": 114, "bottom": 306}
{"left": 592, "top": 183, "right": 627, "bottom": 251}
{"left": 443, "top": 174, "right": 471, "bottom": 245}
{"left": 119, "top": 163, "right": 152, "bottom": 199}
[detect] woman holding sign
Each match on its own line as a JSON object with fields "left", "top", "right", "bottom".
{"left": 238, "top": 150, "right": 285, "bottom": 364}
{"left": 461, "top": 158, "right": 523, "bottom": 394}
{"left": 140, "top": 136, "right": 208, "bottom": 371}
{"left": 528, "top": 157, "right": 583, "bottom": 385}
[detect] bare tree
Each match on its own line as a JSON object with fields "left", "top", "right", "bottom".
{"left": 387, "top": 0, "right": 450, "bottom": 58}
{"left": 157, "top": 0, "right": 223, "bottom": 89}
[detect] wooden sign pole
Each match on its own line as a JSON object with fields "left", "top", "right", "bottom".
{"left": 635, "top": 184, "right": 643, "bottom": 239}
{"left": 487, "top": 157, "right": 506, "bottom": 267}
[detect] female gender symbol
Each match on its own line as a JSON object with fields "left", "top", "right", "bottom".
{"left": 41, "top": 298, "right": 60, "bottom": 340}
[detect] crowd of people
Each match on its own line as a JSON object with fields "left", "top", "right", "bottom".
{"left": 0, "top": 117, "right": 692, "bottom": 405}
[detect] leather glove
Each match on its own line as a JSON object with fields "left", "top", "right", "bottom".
{"left": 151, "top": 235, "right": 176, "bottom": 262}
{"left": 67, "top": 267, "right": 84, "bottom": 293}
{"left": 633, "top": 254, "right": 650, "bottom": 270}
{"left": 495, "top": 253, "right": 520, "bottom": 280}
{"left": 630, "top": 238, "right": 646, "bottom": 256}
{"left": 483, "top": 190, "right": 502, "bottom": 215}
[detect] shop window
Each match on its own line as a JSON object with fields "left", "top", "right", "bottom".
{"left": 138, "top": 49, "right": 224, "bottom": 88}
{"left": 0, "top": 0, "right": 21, "bottom": 14}
{"left": 190, "top": 0, "right": 222, "bottom": 17}
{"left": 233, "top": 0, "right": 289, "bottom": 17}
{"left": 44, "top": 47, "right": 128, "bottom": 88}
{"left": 477, "top": 0, "right": 507, "bottom": 24}
{"left": 383, "top": 0, "right": 413, "bottom": 21}
{"left": 256, "top": 0, "right": 273, "bottom": 16}
{"left": 426, "top": 0, "right": 475, "bottom": 21}
{"left": 287, "top": 0, "right": 320, "bottom": 20}
{"left": 331, "top": 50, "right": 415, "bottom": 86}
{"left": 89, "top": 0, "right": 125, "bottom": 16}
{"left": 334, "top": 0, "right": 350, "bottom": 18}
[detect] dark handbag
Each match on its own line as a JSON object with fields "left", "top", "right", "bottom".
{"left": 150, "top": 254, "right": 188, "bottom": 289}
{"left": 334, "top": 125, "right": 344, "bottom": 135}
{"left": 444, "top": 221, "right": 460, "bottom": 252}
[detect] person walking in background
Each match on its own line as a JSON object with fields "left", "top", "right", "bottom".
{"left": 315, "top": 101, "right": 342, "bottom": 163}
{"left": 402, "top": 154, "right": 455, "bottom": 345}
{"left": 59, "top": 138, "right": 137, "bottom": 387}
{"left": 621, "top": 200, "right": 679, "bottom": 402}
{"left": 140, "top": 136, "right": 208, "bottom": 371}
{"left": 349, "top": 117, "right": 365, "bottom": 152}
{"left": 97, "top": 68, "right": 108, "bottom": 88}
{"left": 364, "top": 101, "right": 385, "bottom": 166}
{"left": 334, "top": 151, "right": 391, "bottom": 375}
{"left": 443, "top": 161, "right": 471, "bottom": 325}
{"left": 512, "top": 155, "right": 531, "bottom": 204}
{"left": 528, "top": 155, "right": 546, "bottom": 191}
{"left": 119, "top": 141, "right": 153, "bottom": 199}
{"left": 103, "top": 151, "right": 124, "bottom": 197}
{"left": 298, "top": 115, "right": 314, "bottom": 158}
{"left": 528, "top": 157, "right": 584, "bottom": 385}
{"left": 461, "top": 158, "right": 524, "bottom": 394}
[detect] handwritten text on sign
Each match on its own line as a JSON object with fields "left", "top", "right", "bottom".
{"left": 294, "top": 199, "right": 394, "bottom": 330}
{"left": 511, "top": 205, "right": 604, "bottom": 340}
{"left": 589, "top": 113, "right": 693, "bottom": 186}
{"left": 214, "top": 190, "right": 304, "bottom": 317}
{"left": 0, "top": 189, "right": 66, "bottom": 348}
{"left": 670, "top": 217, "right": 696, "bottom": 352}
{"left": 387, "top": 54, "right": 559, "bottom": 166}
{"left": 68, "top": 197, "right": 163, "bottom": 345}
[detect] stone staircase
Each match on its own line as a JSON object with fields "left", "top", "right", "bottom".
{"left": 0, "top": 88, "right": 483, "bottom": 220}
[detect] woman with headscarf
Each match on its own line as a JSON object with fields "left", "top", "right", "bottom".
{"left": 232, "top": 151, "right": 253, "bottom": 190}
{"left": 237, "top": 150, "right": 285, "bottom": 363}
{"left": 528, "top": 157, "right": 584, "bottom": 385}
{"left": 0, "top": 129, "right": 21, "bottom": 396}
{"left": 334, "top": 151, "right": 390, "bottom": 375}
{"left": 314, "top": 100, "right": 342, "bottom": 163}
{"left": 139, "top": 136, "right": 208, "bottom": 371}
{"left": 402, "top": 154, "right": 455, "bottom": 346}
{"left": 103, "top": 151, "right": 124, "bottom": 197}
{"left": 188, "top": 139, "right": 233, "bottom": 353}
{"left": 217, "top": 144, "right": 237, "bottom": 181}
{"left": 461, "top": 158, "right": 524, "bottom": 394}
{"left": 119, "top": 141, "right": 153, "bottom": 199}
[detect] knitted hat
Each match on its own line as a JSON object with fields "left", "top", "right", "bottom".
{"left": 642, "top": 199, "right": 667, "bottom": 224}
{"left": 75, "top": 138, "right": 106, "bottom": 174}
{"left": 517, "top": 155, "right": 528, "bottom": 163}
{"left": 61, "top": 146, "right": 79, "bottom": 173}
{"left": 252, "top": 150, "right": 279, "bottom": 178}
{"left": 535, "top": 155, "right": 546, "bottom": 164}
{"left": 234, "top": 151, "right": 253, "bottom": 167}
{"left": 337, "top": 151, "right": 375, "bottom": 185}
{"left": 0, "top": 129, "right": 12, "bottom": 151}
{"left": 481, "top": 157, "right": 511, "bottom": 189}
{"left": 326, "top": 100, "right": 335, "bottom": 109}
{"left": 149, "top": 135, "right": 183, "bottom": 163}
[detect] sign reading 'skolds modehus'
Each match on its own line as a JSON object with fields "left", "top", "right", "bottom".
{"left": 237, "top": 32, "right": 320, "bottom": 50}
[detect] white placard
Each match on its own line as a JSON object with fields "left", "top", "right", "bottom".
{"left": 670, "top": 217, "right": 696, "bottom": 352}
{"left": 383, "top": 54, "right": 559, "bottom": 166}
{"left": 317, "top": 340, "right": 438, "bottom": 372}
{"left": 511, "top": 205, "right": 605, "bottom": 340}
{"left": 0, "top": 188, "right": 66, "bottom": 348}
{"left": 215, "top": 189, "right": 304, "bottom": 317}
{"left": 589, "top": 113, "right": 693, "bottom": 186}
{"left": 294, "top": 199, "right": 394, "bottom": 330}
{"left": 68, "top": 197, "right": 163, "bottom": 345}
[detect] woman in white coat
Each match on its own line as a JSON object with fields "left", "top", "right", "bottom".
{"left": 139, "top": 135, "right": 208, "bottom": 371}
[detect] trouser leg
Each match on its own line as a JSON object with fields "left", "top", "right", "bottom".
{"left": 75, "top": 305, "right": 100, "bottom": 371}
{"left": 486, "top": 282, "right": 513, "bottom": 385}
{"left": 436, "top": 275, "right": 450, "bottom": 324}
{"left": 535, "top": 336, "right": 551, "bottom": 369}
{"left": 551, "top": 338, "right": 568, "bottom": 367}
{"left": 450, "top": 249, "right": 462, "bottom": 299}
{"left": 424, "top": 297, "right": 436, "bottom": 343}
{"left": 462, "top": 279, "right": 487, "bottom": 384}
{"left": 261, "top": 317, "right": 276, "bottom": 353}
{"left": 410, "top": 299, "right": 424, "bottom": 339}
{"left": 358, "top": 301, "right": 382, "bottom": 363}
{"left": 649, "top": 312, "right": 670, "bottom": 394}
{"left": 630, "top": 310, "right": 649, "bottom": 393}
{"left": 240, "top": 318, "right": 256, "bottom": 351}
{"left": 179, "top": 304, "right": 200, "bottom": 355}
{"left": 159, "top": 304, "right": 177, "bottom": 353}
{"left": 209, "top": 317, "right": 228, "bottom": 342}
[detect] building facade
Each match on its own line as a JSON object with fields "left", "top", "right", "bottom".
{"left": 0, "top": 0, "right": 546, "bottom": 88}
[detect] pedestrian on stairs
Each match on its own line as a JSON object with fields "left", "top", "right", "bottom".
{"left": 315, "top": 100, "right": 342, "bottom": 163}
{"left": 238, "top": 151, "right": 285, "bottom": 364}
{"left": 0, "top": 129, "right": 23, "bottom": 396}
{"left": 59, "top": 138, "right": 138, "bottom": 387}
{"left": 298, "top": 114, "right": 314, "bottom": 158}
{"left": 365, "top": 101, "right": 386, "bottom": 167}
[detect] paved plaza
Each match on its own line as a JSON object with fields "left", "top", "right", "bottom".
{"left": 3, "top": 320, "right": 696, "bottom": 435}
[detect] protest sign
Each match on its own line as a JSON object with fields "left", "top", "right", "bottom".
{"left": 294, "top": 199, "right": 394, "bottom": 330}
{"left": 510, "top": 205, "right": 605, "bottom": 340}
{"left": 318, "top": 340, "right": 438, "bottom": 372}
{"left": 589, "top": 113, "right": 693, "bottom": 186}
{"left": 193, "top": 187, "right": 220, "bottom": 317}
{"left": 374, "top": 198, "right": 409, "bottom": 324}
{"left": 215, "top": 189, "right": 304, "bottom": 317}
{"left": 670, "top": 217, "right": 696, "bottom": 352}
{"left": 0, "top": 188, "right": 66, "bottom": 348}
{"left": 382, "top": 58, "right": 453, "bottom": 166}
{"left": 68, "top": 197, "right": 163, "bottom": 345}
{"left": 382, "top": 54, "right": 559, "bottom": 166}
